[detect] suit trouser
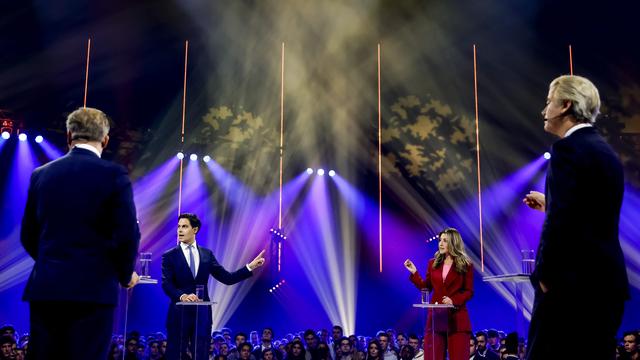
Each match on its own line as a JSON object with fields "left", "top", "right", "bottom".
{"left": 28, "top": 301, "right": 114, "bottom": 360}
{"left": 526, "top": 287, "right": 624, "bottom": 360}
{"left": 424, "top": 331, "right": 470, "bottom": 360}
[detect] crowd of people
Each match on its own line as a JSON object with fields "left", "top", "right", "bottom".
{"left": 2, "top": 324, "right": 640, "bottom": 360}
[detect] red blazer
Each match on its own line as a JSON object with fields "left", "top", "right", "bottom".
{"left": 409, "top": 258, "right": 473, "bottom": 333}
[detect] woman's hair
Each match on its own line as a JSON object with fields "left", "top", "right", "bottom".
{"left": 366, "top": 339, "right": 384, "bottom": 360}
{"left": 432, "top": 227, "right": 471, "bottom": 273}
{"left": 287, "top": 340, "right": 306, "bottom": 360}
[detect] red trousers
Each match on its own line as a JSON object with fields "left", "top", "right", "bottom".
{"left": 423, "top": 331, "right": 470, "bottom": 360}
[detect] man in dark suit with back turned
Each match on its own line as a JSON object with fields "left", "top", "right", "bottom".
{"left": 523, "top": 75, "right": 629, "bottom": 359}
{"left": 162, "top": 213, "right": 265, "bottom": 360}
{"left": 21, "top": 107, "right": 141, "bottom": 359}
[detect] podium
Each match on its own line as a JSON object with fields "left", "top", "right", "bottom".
{"left": 413, "top": 303, "right": 455, "bottom": 360}
{"left": 169, "top": 301, "right": 217, "bottom": 360}
{"left": 482, "top": 273, "right": 531, "bottom": 337}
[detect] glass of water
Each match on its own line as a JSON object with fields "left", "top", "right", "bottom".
{"left": 139, "top": 252, "right": 152, "bottom": 279}
{"left": 521, "top": 250, "right": 535, "bottom": 274}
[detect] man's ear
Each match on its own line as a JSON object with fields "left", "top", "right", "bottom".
{"left": 67, "top": 131, "right": 72, "bottom": 147}
{"left": 101, "top": 134, "right": 110, "bottom": 149}
{"left": 193, "top": 227, "right": 199, "bottom": 234}
{"left": 561, "top": 100, "right": 572, "bottom": 115}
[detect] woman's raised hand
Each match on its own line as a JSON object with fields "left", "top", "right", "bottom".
{"left": 404, "top": 259, "right": 417, "bottom": 274}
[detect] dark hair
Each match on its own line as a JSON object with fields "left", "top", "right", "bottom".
{"left": 0, "top": 335, "right": 16, "bottom": 346}
{"left": 332, "top": 325, "right": 343, "bottom": 332}
{"left": 262, "top": 348, "right": 275, "bottom": 359}
{"left": 505, "top": 332, "right": 518, "bottom": 354}
{"left": 235, "top": 332, "right": 248, "bottom": 341}
{"left": 287, "top": 340, "right": 306, "bottom": 360}
{"left": 475, "top": 331, "right": 487, "bottom": 340}
{"left": 623, "top": 331, "right": 638, "bottom": 341}
{"left": 407, "top": 334, "right": 419, "bottom": 341}
{"left": 239, "top": 342, "right": 253, "bottom": 352}
{"left": 398, "top": 345, "right": 415, "bottom": 360}
{"left": 367, "top": 340, "right": 384, "bottom": 360}
{"left": 304, "top": 330, "right": 316, "bottom": 339}
{"left": 179, "top": 213, "right": 201, "bottom": 232}
{"left": 338, "top": 337, "right": 350, "bottom": 346}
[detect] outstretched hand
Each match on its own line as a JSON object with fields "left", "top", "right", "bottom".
{"left": 523, "top": 191, "right": 546, "bottom": 212}
{"left": 125, "top": 271, "right": 140, "bottom": 289}
{"left": 404, "top": 259, "right": 417, "bottom": 274}
{"left": 248, "top": 250, "right": 266, "bottom": 271}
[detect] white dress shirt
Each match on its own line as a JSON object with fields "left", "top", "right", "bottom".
{"left": 180, "top": 241, "right": 200, "bottom": 276}
{"left": 563, "top": 123, "right": 592, "bottom": 138}
{"left": 74, "top": 143, "right": 101, "bottom": 157}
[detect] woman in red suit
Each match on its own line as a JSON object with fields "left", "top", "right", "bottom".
{"left": 404, "top": 227, "right": 473, "bottom": 360}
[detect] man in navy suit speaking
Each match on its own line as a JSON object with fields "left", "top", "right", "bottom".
{"left": 162, "top": 213, "right": 265, "bottom": 360}
{"left": 21, "top": 107, "right": 141, "bottom": 359}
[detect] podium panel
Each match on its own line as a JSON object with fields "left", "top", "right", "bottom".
{"left": 413, "top": 304, "right": 455, "bottom": 360}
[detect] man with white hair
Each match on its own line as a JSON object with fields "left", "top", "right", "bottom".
{"left": 523, "top": 75, "right": 629, "bottom": 359}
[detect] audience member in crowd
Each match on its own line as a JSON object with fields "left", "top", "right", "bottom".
{"left": 366, "top": 340, "right": 384, "bottom": 360}
{"left": 338, "top": 337, "right": 354, "bottom": 360}
{"left": 0, "top": 335, "right": 17, "bottom": 360}
{"left": 500, "top": 333, "right": 518, "bottom": 360}
{"left": 621, "top": 331, "right": 639, "bottom": 360}
{"left": 107, "top": 343, "right": 123, "bottom": 360}
{"left": 303, "top": 329, "right": 319, "bottom": 360}
{"left": 316, "top": 342, "right": 331, "bottom": 360}
{"left": 385, "top": 330, "right": 397, "bottom": 353}
{"left": 287, "top": 340, "right": 307, "bottom": 360}
{"left": 251, "top": 332, "right": 261, "bottom": 348}
{"left": 229, "top": 332, "right": 249, "bottom": 360}
{"left": 486, "top": 330, "right": 500, "bottom": 354}
{"left": 472, "top": 332, "right": 499, "bottom": 360}
{"left": 469, "top": 337, "right": 476, "bottom": 359}
{"left": 148, "top": 340, "right": 164, "bottom": 360}
{"left": 318, "top": 330, "right": 329, "bottom": 345}
{"left": 0, "top": 327, "right": 16, "bottom": 343}
{"left": 262, "top": 348, "right": 276, "bottom": 360}
{"left": 377, "top": 332, "right": 397, "bottom": 360}
{"left": 253, "top": 328, "right": 281, "bottom": 360}
{"left": 396, "top": 334, "right": 407, "bottom": 349}
{"left": 239, "top": 343, "right": 254, "bottom": 360}
{"left": 125, "top": 337, "right": 139, "bottom": 360}
{"left": 398, "top": 345, "right": 415, "bottom": 360}
{"left": 407, "top": 335, "right": 423, "bottom": 360}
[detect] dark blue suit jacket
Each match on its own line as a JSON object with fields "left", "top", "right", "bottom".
{"left": 532, "top": 126, "right": 629, "bottom": 298}
{"left": 161, "top": 244, "right": 252, "bottom": 326}
{"left": 21, "top": 147, "right": 140, "bottom": 305}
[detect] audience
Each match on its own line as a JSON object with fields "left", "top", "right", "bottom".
{"left": 1, "top": 321, "right": 637, "bottom": 360}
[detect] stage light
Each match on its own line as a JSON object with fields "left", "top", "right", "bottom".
{"left": 317, "top": 169, "right": 325, "bottom": 176}
{"left": 328, "top": 170, "right": 336, "bottom": 177}
{"left": 18, "top": 133, "right": 27, "bottom": 142}
{"left": 203, "top": 155, "right": 211, "bottom": 163}
{"left": 306, "top": 168, "right": 314, "bottom": 175}
{"left": 176, "top": 152, "right": 184, "bottom": 160}
{"left": 543, "top": 152, "right": 551, "bottom": 160}
{"left": 1, "top": 131, "right": 9, "bottom": 140}
{"left": 190, "top": 154, "right": 198, "bottom": 161}
{"left": 35, "top": 135, "right": 43, "bottom": 143}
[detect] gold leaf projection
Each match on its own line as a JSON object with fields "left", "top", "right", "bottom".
{"left": 382, "top": 94, "right": 475, "bottom": 193}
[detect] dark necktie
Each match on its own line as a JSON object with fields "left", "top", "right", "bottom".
{"left": 188, "top": 245, "right": 196, "bottom": 278}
